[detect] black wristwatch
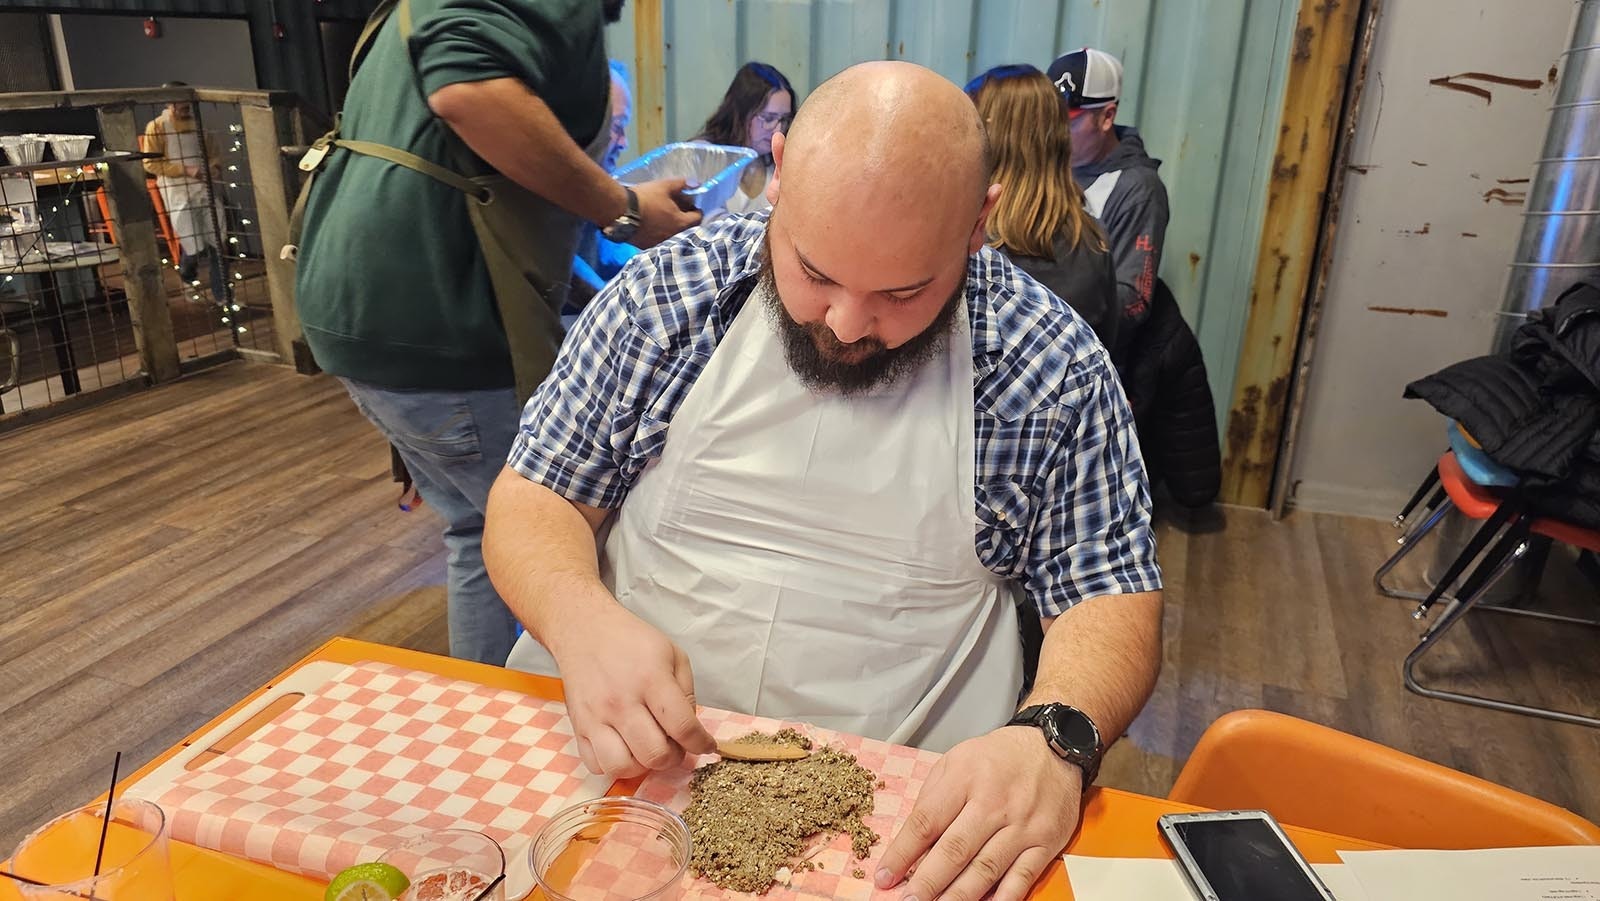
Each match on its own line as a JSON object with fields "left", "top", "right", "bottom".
{"left": 602, "top": 186, "right": 642, "bottom": 242}
{"left": 1007, "top": 703, "right": 1104, "bottom": 789}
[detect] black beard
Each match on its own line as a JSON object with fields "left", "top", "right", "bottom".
{"left": 602, "top": 0, "right": 626, "bottom": 24}
{"left": 757, "top": 240, "right": 963, "bottom": 397}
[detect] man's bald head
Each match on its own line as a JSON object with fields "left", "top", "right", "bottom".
{"left": 779, "top": 61, "right": 991, "bottom": 218}
{"left": 760, "top": 61, "right": 1004, "bottom": 396}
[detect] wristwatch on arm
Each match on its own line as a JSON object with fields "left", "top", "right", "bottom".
{"left": 1006, "top": 702, "right": 1105, "bottom": 790}
{"left": 602, "top": 186, "right": 642, "bottom": 242}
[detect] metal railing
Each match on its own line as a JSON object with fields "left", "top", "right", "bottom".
{"left": 0, "top": 86, "right": 311, "bottom": 427}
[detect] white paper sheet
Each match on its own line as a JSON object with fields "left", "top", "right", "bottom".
{"left": 1063, "top": 855, "right": 1367, "bottom": 901}
{"left": 1340, "top": 846, "right": 1600, "bottom": 901}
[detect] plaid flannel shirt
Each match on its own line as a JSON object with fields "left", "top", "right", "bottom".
{"left": 509, "top": 213, "right": 1162, "bottom": 615}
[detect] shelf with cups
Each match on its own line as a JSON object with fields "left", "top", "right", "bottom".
{"left": 0, "top": 152, "right": 161, "bottom": 178}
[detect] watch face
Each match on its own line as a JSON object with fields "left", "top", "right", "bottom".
{"left": 1046, "top": 707, "right": 1098, "bottom": 753}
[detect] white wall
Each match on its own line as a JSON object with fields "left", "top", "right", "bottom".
{"left": 1287, "top": 0, "right": 1576, "bottom": 519}
{"left": 59, "top": 14, "right": 256, "bottom": 91}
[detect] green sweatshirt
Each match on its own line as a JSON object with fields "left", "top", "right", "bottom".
{"left": 294, "top": 0, "right": 607, "bottom": 389}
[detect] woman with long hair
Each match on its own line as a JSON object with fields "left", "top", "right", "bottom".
{"left": 966, "top": 64, "right": 1120, "bottom": 354}
{"left": 695, "top": 61, "right": 798, "bottom": 216}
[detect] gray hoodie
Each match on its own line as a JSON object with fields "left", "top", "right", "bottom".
{"left": 1073, "top": 125, "right": 1169, "bottom": 361}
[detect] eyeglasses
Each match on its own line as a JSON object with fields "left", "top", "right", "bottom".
{"left": 753, "top": 111, "right": 792, "bottom": 129}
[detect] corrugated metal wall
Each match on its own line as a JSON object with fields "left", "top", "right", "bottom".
{"left": 607, "top": 0, "right": 1302, "bottom": 423}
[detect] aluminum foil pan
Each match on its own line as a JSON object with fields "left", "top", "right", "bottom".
{"left": 44, "top": 134, "right": 94, "bottom": 162}
{"left": 0, "top": 135, "right": 47, "bottom": 167}
{"left": 613, "top": 141, "right": 759, "bottom": 214}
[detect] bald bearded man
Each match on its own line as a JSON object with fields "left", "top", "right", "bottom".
{"left": 484, "top": 61, "right": 1162, "bottom": 901}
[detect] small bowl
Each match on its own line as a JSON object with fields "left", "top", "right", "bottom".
{"left": 530, "top": 797, "right": 690, "bottom": 901}
{"left": 0, "top": 135, "right": 47, "bottom": 166}
{"left": 44, "top": 134, "right": 94, "bottom": 162}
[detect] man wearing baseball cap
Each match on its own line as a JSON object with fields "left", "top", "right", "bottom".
{"left": 1047, "top": 48, "right": 1169, "bottom": 361}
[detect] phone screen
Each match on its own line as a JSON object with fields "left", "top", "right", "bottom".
{"left": 1170, "top": 817, "right": 1329, "bottom": 901}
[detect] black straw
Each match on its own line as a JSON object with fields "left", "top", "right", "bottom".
{"left": 91, "top": 751, "right": 122, "bottom": 880}
{"left": 469, "top": 873, "right": 507, "bottom": 901}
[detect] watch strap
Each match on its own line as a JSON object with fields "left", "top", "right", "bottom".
{"left": 1008, "top": 703, "right": 1103, "bottom": 790}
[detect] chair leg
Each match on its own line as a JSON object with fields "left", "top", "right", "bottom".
{"left": 1411, "top": 503, "right": 1520, "bottom": 619}
{"left": 1581, "top": 550, "right": 1600, "bottom": 590}
{"left": 1405, "top": 525, "right": 1600, "bottom": 728}
{"left": 1374, "top": 498, "right": 1455, "bottom": 600}
{"left": 1394, "top": 466, "right": 1443, "bottom": 530}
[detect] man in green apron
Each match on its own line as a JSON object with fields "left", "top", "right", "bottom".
{"left": 293, "top": 0, "right": 700, "bottom": 666}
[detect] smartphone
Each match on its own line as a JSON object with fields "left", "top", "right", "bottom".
{"left": 1157, "top": 810, "right": 1337, "bottom": 901}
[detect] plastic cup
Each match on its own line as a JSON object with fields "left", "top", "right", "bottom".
{"left": 530, "top": 797, "right": 690, "bottom": 901}
{"left": 8, "top": 798, "right": 172, "bottom": 900}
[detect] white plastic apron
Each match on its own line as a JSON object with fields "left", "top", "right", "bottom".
{"left": 155, "top": 119, "right": 223, "bottom": 257}
{"left": 1081, "top": 168, "right": 1121, "bottom": 219}
{"left": 508, "top": 284, "right": 1024, "bottom": 752}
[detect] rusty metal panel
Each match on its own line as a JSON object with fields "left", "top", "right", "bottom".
{"left": 1286, "top": 0, "right": 1576, "bottom": 518}
{"left": 609, "top": 0, "right": 1305, "bottom": 445}
{"left": 1219, "top": 0, "right": 1364, "bottom": 507}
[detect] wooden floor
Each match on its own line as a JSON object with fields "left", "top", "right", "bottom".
{"left": 2, "top": 361, "right": 1597, "bottom": 851}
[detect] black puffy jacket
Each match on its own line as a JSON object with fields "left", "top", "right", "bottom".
{"left": 1405, "top": 281, "right": 1600, "bottom": 530}
{"left": 1118, "top": 279, "right": 1221, "bottom": 507}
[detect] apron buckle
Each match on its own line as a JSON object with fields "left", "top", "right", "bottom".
{"left": 298, "top": 141, "right": 332, "bottom": 172}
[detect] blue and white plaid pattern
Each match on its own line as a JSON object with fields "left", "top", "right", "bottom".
{"left": 510, "top": 213, "right": 1162, "bottom": 615}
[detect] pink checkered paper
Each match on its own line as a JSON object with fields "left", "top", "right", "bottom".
{"left": 137, "top": 661, "right": 611, "bottom": 881}
{"left": 568, "top": 707, "right": 943, "bottom": 901}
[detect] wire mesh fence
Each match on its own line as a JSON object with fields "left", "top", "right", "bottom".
{"left": 2, "top": 87, "right": 306, "bottom": 423}
{"left": 1, "top": 141, "right": 139, "bottom": 416}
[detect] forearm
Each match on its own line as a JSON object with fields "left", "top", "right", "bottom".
{"left": 1026, "top": 591, "right": 1163, "bottom": 743}
{"left": 430, "top": 78, "right": 627, "bottom": 227}
{"left": 483, "top": 466, "right": 617, "bottom": 655}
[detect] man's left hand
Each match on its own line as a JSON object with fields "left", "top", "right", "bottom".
{"left": 875, "top": 726, "right": 1083, "bottom": 901}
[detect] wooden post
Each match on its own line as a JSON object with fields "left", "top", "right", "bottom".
{"left": 240, "top": 100, "right": 303, "bottom": 364}
{"left": 1218, "top": 0, "right": 1364, "bottom": 507}
{"left": 96, "top": 102, "right": 182, "bottom": 384}
{"left": 633, "top": 0, "right": 667, "bottom": 152}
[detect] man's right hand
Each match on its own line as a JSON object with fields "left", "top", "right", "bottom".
{"left": 549, "top": 596, "right": 716, "bottom": 778}
{"left": 629, "top": 178, "right": 702, "bottom": 248}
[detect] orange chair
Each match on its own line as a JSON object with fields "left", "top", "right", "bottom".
{"left": 1168, "top": 709, "right": 1600, "bottom": 849}
{"left": 94, "top": 180, "right": 182, "bottom": 265}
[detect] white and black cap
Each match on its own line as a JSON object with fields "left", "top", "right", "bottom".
{"left": 1046, "top": 48, "right": 1122, "bottom": 109}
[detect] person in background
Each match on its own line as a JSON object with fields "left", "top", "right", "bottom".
{"left": 693, "top": 61, "right": 798, "bottom": 217}
{"left": 486, "top": 61, "right": 1161, "bottom": 901}
{"left": 140, "top": 83, "right": 229, "bottom": 305}
{"left": 293, "top": 0, "right": 700, "bottom": 666}
{"left": 1047, "top": 48, "right": 1168, "bottom": 362}
{"left": 965, "top": 64, "right": 1118, "bottom": 353}
{"left": 568, "top": 59, "right": 641, "bottom": 317}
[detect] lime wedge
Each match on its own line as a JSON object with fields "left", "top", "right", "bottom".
{"left": 326, "top": 862, "right": 411, "bottom": 901}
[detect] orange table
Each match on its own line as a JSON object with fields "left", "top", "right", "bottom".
{"left": 17, "top": 638, "right": 1390, "bottom": 899}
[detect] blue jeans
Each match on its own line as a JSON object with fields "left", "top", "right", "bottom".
{"left": 340, "top": 378, "right": 521, "bottom": 665}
